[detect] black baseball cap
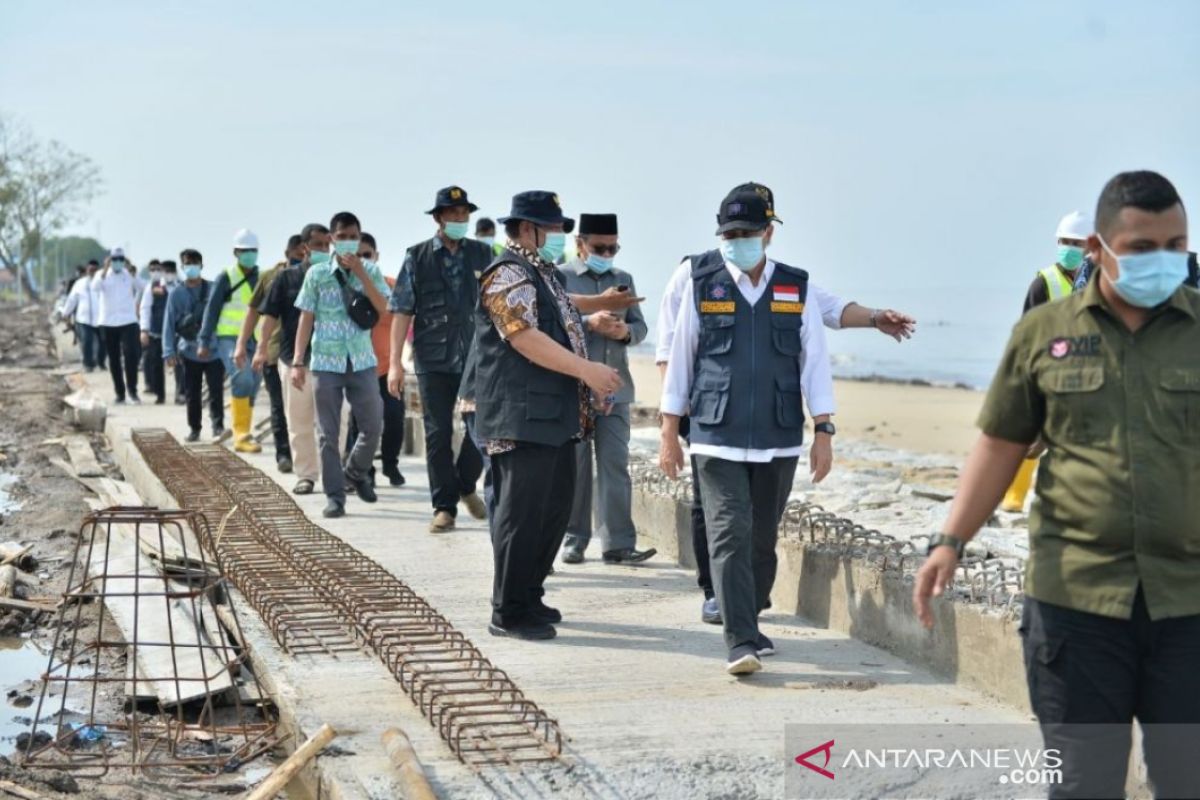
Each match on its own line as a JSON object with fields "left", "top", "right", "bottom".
{"left": 715, "top": 182, "right": 782, "bottom": 234}
{"left": 426, "top": 185, "right": 479, "bottom": 214}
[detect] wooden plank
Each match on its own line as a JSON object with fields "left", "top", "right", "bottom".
{"left": 90, "top": 525, "right": 233, "bottom": 706}
{"left": 0, "top": 597, "right": 57, "bottom": 613}
{"left": 63, "top": 435, "right": 105, "bottom": 478}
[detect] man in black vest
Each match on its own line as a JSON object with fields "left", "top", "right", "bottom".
{"left": 475, "top": 190, "right": 623, "bottom": 640}
{"left": 659, "top": 184, "right": 836, "bottom": 675}
{"left": 387, "top": 186, "right": 489, "bottom": 533}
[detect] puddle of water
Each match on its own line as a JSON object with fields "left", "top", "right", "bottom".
{"left": 0, "top": 635, "right": 51, "bottom": 755}
{"left": 0, "top": 472, "right": 19, "bottom": 515}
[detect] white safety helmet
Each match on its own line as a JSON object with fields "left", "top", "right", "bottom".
{"left": 1056, "top": 211, "right": 1093, "bottom": 243}
{"left": 232, "top": 228, "right": 260, "bottom": 249}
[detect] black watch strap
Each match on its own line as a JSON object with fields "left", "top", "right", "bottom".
{"left": 814, "top": 421, "right": 836, "bottom": 436}
{"left": 926, "top": 533, "right": 965, "bottom": 558}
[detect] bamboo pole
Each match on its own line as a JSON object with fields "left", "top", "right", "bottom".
{"left": 381, "top": 727, "right": 438, "bottom": 800}
{"left": 242, "top": 723, "right": 336, "bottom": 800}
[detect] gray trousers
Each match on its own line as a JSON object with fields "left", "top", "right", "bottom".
{"left": 565, "top": 403, "right": 635, "bottom": 552}
{"left": 312, "top": 363, "right": 382, "bottom": 503}
{"left": 695, "top": 455, "right": 798, "bottom": 651}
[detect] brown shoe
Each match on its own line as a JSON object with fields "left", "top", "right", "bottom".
{"left": 461, "top": 492, "right": 486, "bottom": 520}
{"left": 429, "top": 511, "right": 455, "bottom": 533}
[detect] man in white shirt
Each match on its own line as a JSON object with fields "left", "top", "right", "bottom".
{"left": 660, "top": 184, "right": 836, "bottom": 676}
{"left": 63, "top": 260, "right": 104, "bottom": 371}
{"left": 656, "top": 183, "right": 916, "bottom": 628}
{"left": 96, "top": 247, "right": 143, "bottom": 404}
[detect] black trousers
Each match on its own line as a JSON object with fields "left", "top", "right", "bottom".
{"left": 262, "top": 364, "right": 291, "bottom": 461}
{"left": 346, "top": 375, "right": 406, "bottom": 473}
{"left": 142, "top": 336, "right": 165, "bottom": 401}
{"left": 101, "top": 323, "right": 140, "bottom": 401}
{"left": 183, "top": 357, "right": 225, "bottom": 433}
{"left": 490, "top": 442, "right": 575, "bottom": 627}
{"left": 417, "top": 371, "right": 483, "bottom": 515}
{"left": 173, "top": 357, "right": 186, "bottom": 401}
{"left": 1020, "top": 589, "right": 1200, "bottom": 799}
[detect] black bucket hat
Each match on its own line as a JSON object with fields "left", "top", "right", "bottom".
{"left": 497, "top": 190, "right": 575, "bottom": 234}
{"left": 425, "top": 185, "right": 479, "bottom": 214}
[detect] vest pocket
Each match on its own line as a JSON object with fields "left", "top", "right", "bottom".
{"left": 526, "top": 389, "right": 563, "bottom": 421}
{"left": 421, "top": 289, "right": 448, "bottom": 310}
{"left": 771, "top": 314, "right": 803, "bottom": 356}
{"left": 690, "top": 370, "right": 731, "bottom": 425}
{"left": 699, "top": 314, "right": 734, "bottom": 355}
{"left": 775, "top": 377, "right": 804, "bottom": 428}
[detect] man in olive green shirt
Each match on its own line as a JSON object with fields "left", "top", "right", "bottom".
{"left": 914, "top": 170, "right": 1199, "bottom": 799}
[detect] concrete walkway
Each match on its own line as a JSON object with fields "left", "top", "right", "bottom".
{"left": 88, "top": 372, "right": 1028, "bottom": 799}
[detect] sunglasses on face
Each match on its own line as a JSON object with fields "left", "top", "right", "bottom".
{"left": 587, "top": 244, "right": 620, "bottom": 256}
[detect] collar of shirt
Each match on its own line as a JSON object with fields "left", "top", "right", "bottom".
{"left": 507, "top": 242, "right": 553, "bottom": 271}
{"left": 1078, "top": 266, "right": 1197, "bottom": 321}
{"left": 721, "top": 258, "right": 776, "bottom": 305}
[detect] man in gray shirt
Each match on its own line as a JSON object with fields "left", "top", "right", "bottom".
{"left": 559, "top": 213, "right": 657, "bottom": 565}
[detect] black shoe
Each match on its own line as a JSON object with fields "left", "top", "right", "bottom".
{"left": 185, "top": 429, "right": 201, "bottom": 443}
{"left": 277, "top": 456, "right": 293, "bottom": 474}
{"left": 322, "top": 500, "right": 345, "bottom": 518}
{"left": 529, "top": 601, "right": 562, "bottom": 624}
{"left": 350, "top": 474, "right": 377, "bottom": 503}
{"left": 726, "top": 642, "right": 762, "bottom": 676}
{"left": 756, "top": 633, "right": 776, "bottom": 657}
{"left": 128, "top": 393, "right": 141, "bottom": 405}
{"left": 488, "top": 621, "right": 556, "bottom": 641}
{"left": 382, "top": 465, "right": 406, "bottom": 487}
{"left": 154, "top": 396, "right": 165, "bottom": 405}
{"left": 602, "top": 547, "right": 657, "bottom": 565}
{"left": 561, "top": 544, "right": 584, "bottom": 564}
{"left": 211, "top": 424, "right": 225, "bottom": 441}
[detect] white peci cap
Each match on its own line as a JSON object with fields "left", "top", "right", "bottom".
{"left": 110, "top": 247, "right": 125, "bottom": 258}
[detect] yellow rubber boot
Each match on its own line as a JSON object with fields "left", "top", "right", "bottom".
{"left": 1001, "top": 457, "right": 1037, "bottom": 512}
{"left": 231, "top": 396, "right": 262, "bottom": 454}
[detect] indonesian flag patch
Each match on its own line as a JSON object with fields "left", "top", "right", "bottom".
{"left": 771, "top": 285, "right": 804, "bottom": 314}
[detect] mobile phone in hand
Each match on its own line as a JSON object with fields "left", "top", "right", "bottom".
{"left": 617, "top": 284, "right": 629, "bottom": 292}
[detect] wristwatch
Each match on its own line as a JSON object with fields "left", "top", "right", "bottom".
{"left": 814, "top": 421, "right": 836, "bottom": 436}
{"left": 926, "top": 533, "right": 966, "bottom": 558}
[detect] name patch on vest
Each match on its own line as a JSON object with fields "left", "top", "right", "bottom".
{"left": 770, "top": 301, "right": 804, "bottom": 314}
{"left": 702, "top": 283, "right": 735, "bottom": 313}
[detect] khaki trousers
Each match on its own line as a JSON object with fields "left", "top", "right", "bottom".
{"left": 279, "top": 362, "right": 320, "bottom": 483}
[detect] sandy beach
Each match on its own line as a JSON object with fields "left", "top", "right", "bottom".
{"left": 629, "top": 354, "right": 983, "bottom": 459}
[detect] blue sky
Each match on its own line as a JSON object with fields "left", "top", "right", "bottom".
{"left": 2, "top": 0, "right": 1197, "bottom": 371}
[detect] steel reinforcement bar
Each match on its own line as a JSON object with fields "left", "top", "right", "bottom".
{"left": 132, "top": 428, "right": 563, "bottom": 768}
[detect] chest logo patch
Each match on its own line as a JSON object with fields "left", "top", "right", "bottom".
{"left": 702, "top": 283, "right": 735, "bottom": 313}
{"left": 1048, "top": 334, "right": 1101, "bottom": 359}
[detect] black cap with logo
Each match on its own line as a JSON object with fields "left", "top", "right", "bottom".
{"left": 426, "top": 185, "right": 480, "bottom": 214}
{"left": 714, "top": 182, "right": 782, "bottom": 234}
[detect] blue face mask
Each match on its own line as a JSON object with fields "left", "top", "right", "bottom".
{"left": 333, "top": 239, "right": 359, "bottom": 255}
{"left": 237, "top": 250, "right": 258, "bottom": 269}
{"left": 585, "top": 253, "right": 614, "bottom": 274}
{"left": 442, "top": 221, "right": 469, "bottom": 241}
{"left": 538, "top": 231, "right": 566, "bottom": 263}
{"left": 309, "top": 250, "right": 330, "bottom": 265}
{"left": 111, "top": 259, "right": 125, "bottom": 272}
{"left": 1056, "top": 245, "right": 1084, "bottom": 271}
{"left": 720, "top": 235, "right": 764, "bottom": 271}
{"left": 1098, "top": 236, "right": 1189, "bottom": 308}
{"left": 184, "top": 265, "right": 203, "bottom": 280}
{"left": 478, "top": 236, "right": 495, "bottom": 249}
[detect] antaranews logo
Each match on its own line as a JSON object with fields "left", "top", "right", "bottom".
{"left": 795, "top": 739, "right": 836, "bottom": 780}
